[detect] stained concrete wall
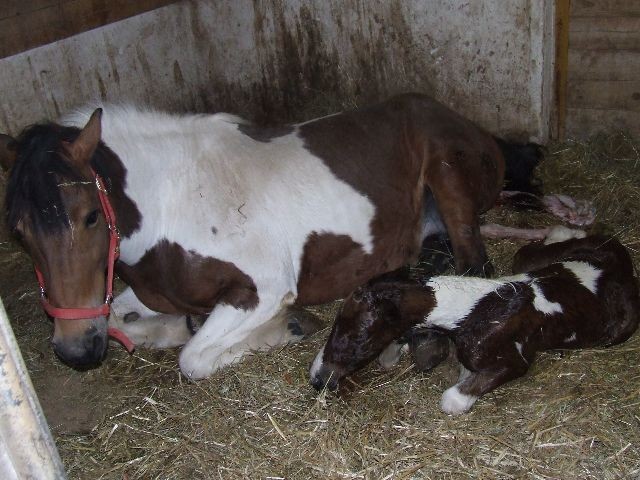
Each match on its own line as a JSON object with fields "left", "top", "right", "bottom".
{"left": 0, "top": 0, "right": 554, "bottom": 141}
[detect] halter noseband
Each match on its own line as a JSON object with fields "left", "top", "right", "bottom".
{"left": 33, "top": 170, "right": 134, "bottom": 353}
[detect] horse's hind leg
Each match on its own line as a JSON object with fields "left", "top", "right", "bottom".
{"left": 110, "top": 287, "right": 193, "bottom": 348}
{"left": 281, "top": 305, "right": 325, "bottom": 340}
{"left": 428, "top": 179, "right": 493, "bottom": 277}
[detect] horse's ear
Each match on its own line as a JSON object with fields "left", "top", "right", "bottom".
{"left": 0, "top": 134, "right": 17, "bottom": 172}
{"left": 65, "top": 108, "right": 102, "bottom": 168}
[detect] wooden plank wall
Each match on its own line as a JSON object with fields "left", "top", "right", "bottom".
{"left": 567, "top": 0, "right": 640, "bottom": 137}
{"left": 0, "top": 0, "right": 178, "bottom": 59}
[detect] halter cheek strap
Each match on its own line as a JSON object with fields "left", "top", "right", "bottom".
{"left": 33, "top": 171, "right": 134, "bottom": 354}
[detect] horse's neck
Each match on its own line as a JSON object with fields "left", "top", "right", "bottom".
{"left": 99, "top": 108, "right": 243, "bottom": 264}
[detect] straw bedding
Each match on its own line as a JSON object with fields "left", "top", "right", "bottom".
{"left": 0, "top": 132, "right": 638, "bottom": 479}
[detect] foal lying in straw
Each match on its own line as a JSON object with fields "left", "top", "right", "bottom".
{"left": 310, "top": 229, "right": 640, "bottom": 414}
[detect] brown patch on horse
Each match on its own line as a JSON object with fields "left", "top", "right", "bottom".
{"left": 296, "top": 233, "right": 388, "bottom": 305}
{"left": 116, "top": 239, "right": 259, "bottom": 316}
{"left": 298, "top": 93, "right": 505, "bottom": 280}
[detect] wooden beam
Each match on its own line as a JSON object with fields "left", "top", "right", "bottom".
{"left": 568, "top": 80, "right": 640, "bottom": 112}
{"left": 554, "top": 0, "right": 571, "bottom": 140}
{"left": 0, "top": 0, "right": 179, "bottom": 59}
{"left": 570, "top": 17, "right": 640, "bottom": 51}
{"left": 571, "top": 0, "right": 640, "bottom": 17}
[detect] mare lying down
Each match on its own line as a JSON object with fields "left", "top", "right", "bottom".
{"left": 310, "top": 230, "right": 640, "bottom": 414}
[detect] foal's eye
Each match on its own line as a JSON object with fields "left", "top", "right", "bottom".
{"left": 85, "top": 209, "right": 100, "bottom": 228}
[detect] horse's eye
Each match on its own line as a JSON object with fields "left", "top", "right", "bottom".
{"left": 85, "top": 209, "right": 100, "bottom": 228}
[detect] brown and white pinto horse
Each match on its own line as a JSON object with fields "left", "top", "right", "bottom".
{"left": 0, "top": 93, "right": 538, "bottom": 379}
{"left": 310, "top": 229, "right": 640, "bottom": 414}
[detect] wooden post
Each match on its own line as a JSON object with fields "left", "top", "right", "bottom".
{"left": 0, "top": 298, "right": 66, "bottom": 479}
{"left": 554, "top": 0, "right": 571, "bottom": 140}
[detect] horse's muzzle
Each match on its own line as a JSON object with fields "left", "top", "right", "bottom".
{"left": 51, "top": 325, "right": 108, "bottom": 369}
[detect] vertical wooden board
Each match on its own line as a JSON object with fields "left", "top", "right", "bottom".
{"left": 554, "top": 0, "right": 571, "bottom": 139}
{"left": 569, "top": 50, "right": 640, "bottom": 81}
{"left": 571, "top": 0, "right": 640, "bottom": 16}
{"left": 570, "top": 17, "right": 640, "bottom": 51}
{"left": 568, "top": 80, "right": 640, "bottom": 111}
{"left": 566, "top": 107, "right": 640, "bottom": 137}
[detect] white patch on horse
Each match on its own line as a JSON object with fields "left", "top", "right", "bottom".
{"left": 562, "top": 261, "right": 601, "bottom": 294}
{"left": 440, "top": 385, "right": 477, "bottom": 415}
{"left": 309, "top": 348, "right": 325, "bottom": 379}
{"left": 422, "top": 274, "right": 529, "bottom": 329}
{"left": 64, "top": 106, "right": 377, "bottom": 378}
{"left": 530, "top": 283, "right": 563, "bottom": 315}
{"left": 564, "top": 332, "right": 577, "bottom": 343}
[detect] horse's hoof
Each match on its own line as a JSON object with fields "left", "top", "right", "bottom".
{"left": 284, "top": 306, "right": 324, "bottom": 339}
{"left": 123, "top": 311, "right": 140, "bottom": 323}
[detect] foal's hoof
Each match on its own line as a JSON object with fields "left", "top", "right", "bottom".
{"left": 410, "top": 330, "right": 449, "bottom": 372}
{"left": 284, "top": 306, "right": 324, "bottom": 339}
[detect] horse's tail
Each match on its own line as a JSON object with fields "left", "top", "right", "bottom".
{"left": 494, "top": 136, "right": 545, "bottom": 210}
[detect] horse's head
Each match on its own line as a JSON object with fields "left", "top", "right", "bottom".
{"left": 1, "top": 110, "right": 116, "bottom": 368}
{"left": 309, "top": 279, "right": 425, "bottom": 391}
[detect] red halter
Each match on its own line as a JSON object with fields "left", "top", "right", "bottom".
{"left": 33, "top": 170, "right": 134, "bottom": 353}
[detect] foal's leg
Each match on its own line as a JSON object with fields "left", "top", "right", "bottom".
{"left": 110, "top": 287, "right": 193, "bottom": 348}
{"left": 410, "top": 330, "right": 450, "bottom": 372}
{"left": 378, "top": 340, "right": 409, "bottom": 369}
{"left": 440, "top": 361, "right": 529, "bottom": 415}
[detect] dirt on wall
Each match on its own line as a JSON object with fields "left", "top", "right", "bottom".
{"left": 195, "top": 0, "right": 439, "bottom": 124}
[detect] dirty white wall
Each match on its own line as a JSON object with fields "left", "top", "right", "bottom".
{"left": 0, "top": 0, "right": 554, "bottom": 141}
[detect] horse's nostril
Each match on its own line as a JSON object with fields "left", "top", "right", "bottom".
{"left": 92, "top": 333, "right": 104, "bottom": 354}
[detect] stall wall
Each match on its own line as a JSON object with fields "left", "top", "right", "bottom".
{"left": 566, "top": 0, "right": 640, "bottom": 137}
{"left": 0, "top": 0, "right": 554, "bottom": 141}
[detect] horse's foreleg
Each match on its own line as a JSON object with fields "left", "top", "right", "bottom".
{"left": 178, "top": 294, "right": 321, "bottom": 379}
{"left": 110, "top": 287, "right": 193, "bottom": 348}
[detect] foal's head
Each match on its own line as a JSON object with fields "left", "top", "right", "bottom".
{"left": 310, "top": 278, "right": 431, "bottom": 391}
{"left": 1, "top": 110, "right": 114, "bottom": 367}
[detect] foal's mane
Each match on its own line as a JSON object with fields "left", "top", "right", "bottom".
{"left": 5, "top": 122, "right": 115, "bottom": 234}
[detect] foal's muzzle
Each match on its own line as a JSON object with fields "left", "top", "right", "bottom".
{"left": 310, "top": 367, "right": 341, "bottom": 392}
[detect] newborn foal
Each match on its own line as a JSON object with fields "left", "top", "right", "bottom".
{"left": 310, "top": 234, "right": 639, "bottom": 414}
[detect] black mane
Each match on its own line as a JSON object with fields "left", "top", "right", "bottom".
{"left": 5, "top": 123, "right": 85, "bottom": 234}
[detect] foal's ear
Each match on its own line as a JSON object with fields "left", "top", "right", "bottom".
{"left": 0, "top": 134, "right": 17, "bottom": 171}
{"left": 65, "top": 108, "right": 103, "bottom": 168}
